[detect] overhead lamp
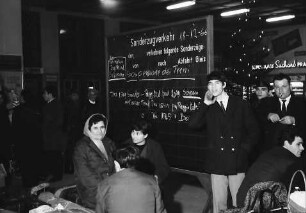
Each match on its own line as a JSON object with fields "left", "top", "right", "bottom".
{"left": 266, "top": 15, "right": 295, "bottom": 22}
{"left": 166, "top": 1, "right": 195, "bottom": 10}
{"left": 59, "top": 29, "right": 67, "bottom": 34}
{"left": 220, "top": 8, "right": 250, "bottom": 17}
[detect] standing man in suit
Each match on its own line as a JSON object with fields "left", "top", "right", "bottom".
{"left": 258, "top": 73, "right": 306, "bottom": 151}
{"left": 189, "top": 71, "right": 259, "bottom": 213}
{"left": 81, "top": 87, "right": 103, "bottom": 125}
{"left": 42, "top": 85, "right": 67, "bottom": 182}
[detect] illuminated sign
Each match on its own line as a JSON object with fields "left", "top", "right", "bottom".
{"left": 252, "top": 59, "right": 306, "bottom": 71}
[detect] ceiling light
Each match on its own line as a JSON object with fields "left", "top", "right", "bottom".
{"left": 100, "top": 0, "right": 118, "bottom": 8}
{"left": 220, "top": 8, "right": 250, "bottom": 17}
{"left": 59, "top": 29, "right": 67, "bottom": 34}
{"left": 266, "top": 15, "right": 295, "bottom": 22}
{"left": 166, "top": 1, "right": 195, "bottom": 10}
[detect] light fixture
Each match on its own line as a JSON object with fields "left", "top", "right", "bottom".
{"left": 266, "top": 15, "right": 295, "bottom": 22}
{"left": 99, "top": 0, "right": 118, "bottom": 8}
{"left": 59, "top": 29, "right": 67, "bottom": 34}
{"left": 166, "top": 1, "right": 195, "bottom": 10}
{"left": 220, "top": 8, "right": 250, "bottom": 17}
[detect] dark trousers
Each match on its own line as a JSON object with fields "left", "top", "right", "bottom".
{"left": 44, "top": 151, "right": 63, "bottom": 181}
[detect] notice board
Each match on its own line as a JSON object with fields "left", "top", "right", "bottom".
{"left": 107, "top": 17, "right": 213, "bottom": 172}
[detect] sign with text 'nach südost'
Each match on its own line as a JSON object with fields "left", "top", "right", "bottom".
{"left": 107, "top": 17, "right": 213, "bottom": 171}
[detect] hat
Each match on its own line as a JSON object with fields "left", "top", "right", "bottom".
{"left": 255, "top": 81, "right": 271, "bottom": 90}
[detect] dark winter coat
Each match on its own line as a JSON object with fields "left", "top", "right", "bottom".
{"left": 189, "top": 95, "right": 259, "bottom": 174}
{"left": 257, "top": 95, "right": 306, "bottom": 151}
{"left": 125, "top": 138, "right": 170, "bottom": 184}
{"left": 73, "top": 136, "right": 116, "bottom": 209}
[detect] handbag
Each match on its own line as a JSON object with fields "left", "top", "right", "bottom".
{"left": 287, "top": 170, "right": 306, "bottom": 213}
{"left": 251, "top": 186, "right": 287, "bottom": 213}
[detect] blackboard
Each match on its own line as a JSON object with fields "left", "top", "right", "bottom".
{"left": 107, "top": 17, "right": 213, "bottom": 172}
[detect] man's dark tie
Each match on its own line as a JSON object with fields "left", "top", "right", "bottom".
{"left": 220, "top": 101, "right": 226, "bottom": 112}
{"left": 281, "top": 100, "right": 286, "bottom": 115}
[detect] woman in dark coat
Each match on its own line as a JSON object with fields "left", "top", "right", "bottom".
{"left": 73, "top": 113, "right": 116, "bottom": 209}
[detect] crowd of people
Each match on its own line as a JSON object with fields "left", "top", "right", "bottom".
{"left": 189, "top": 71, "right": 305, "bottom": 213}
{"left": 0, "top": 85, "right": 105, "bottom": 187}
{"left": 0, "top": 71, "right": 305, "bottom": 213}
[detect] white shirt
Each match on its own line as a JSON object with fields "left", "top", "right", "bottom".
{"left": 216, "top": 92, "right": 229, "bottom": 110}
{"left": 89, "top": 99, "right": 96, "bottom": 104}
{"left": 279, "top": 95, "right": 291, "bottom": 111}
{"left": 47, "top": 98, "right": 55, "bottom": 103}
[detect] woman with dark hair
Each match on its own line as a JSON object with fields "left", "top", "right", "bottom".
{"left": 73, "top": 113, "right": 116, "bottom": 209}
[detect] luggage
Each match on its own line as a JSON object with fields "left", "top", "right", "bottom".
{"left": 287, "top": 170, "right": 306, "bottom": 213}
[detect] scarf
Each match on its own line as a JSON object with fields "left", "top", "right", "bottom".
{"left": 83, "top": 113, "right": 109, "bottom": 160}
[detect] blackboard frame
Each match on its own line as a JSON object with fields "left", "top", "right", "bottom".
{"left": 106, "top": 16, "right": 214, "bottom": 172}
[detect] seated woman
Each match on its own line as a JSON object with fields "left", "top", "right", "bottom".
{"left": 73, "top": 113, "right": 116, "bottom": 209}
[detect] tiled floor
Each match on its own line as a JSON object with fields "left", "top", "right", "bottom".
{"left": 0, "top": 171, "right": 211, "bottom": 213}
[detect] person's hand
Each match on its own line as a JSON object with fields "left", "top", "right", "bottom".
{"left": 154, "top": 175, "right": 159, "bottom": 182}
{"left": 114, "top": 160, "right": 121, "bottom": 172}
{"left": 204, "top": 91, "right": 215, "bottom": 105}
{"left": 267, "top": 113, "right": 281, "bottom": 123}
{"left": 279, "top": 116, "right": 295, "bottom": 125}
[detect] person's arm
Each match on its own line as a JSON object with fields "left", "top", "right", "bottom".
{"left": 103, "top": 137, "right": 117, "bottom": 159}
{"left": 154, "top": 182, "right": 167, "bottom": 213}
{"left": 152, "top": 142, "right": 170, "bottom": 184}
{"left": 257, "top": 98, "right": 277, "bottom": 124}
{"left": 95, "top": 182, "right": 109, "bottom": 213}
{"left": 188, "top": 91, "right": 213, "bottom": 130}
{"left": 73, "top": 143, "right": 100, "bottom": 189}
{"left": 293, "top": 98, "right": 306, "bottom": 130}
{"left": 188, "top": 103, "right": 209, "bottom": 130}
{"left": 241, "top": 101, "right": 260, "bottom": 153}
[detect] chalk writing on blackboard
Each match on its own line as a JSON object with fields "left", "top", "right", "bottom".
{"left": 108, "top": 18, "right": 210, "bottom": 124}
{"left": 109, "top": 88, "right": 202, "bottom": 122}
{"left": 108, "top": 56, "right": 126, "bottom": 81}
{"left": 107, "top": 21, "right": 208, "bottom": 123}
{"left": 107, "top": 17, "right": 213, "bottom": 172}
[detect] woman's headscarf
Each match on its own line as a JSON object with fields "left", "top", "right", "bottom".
{"left": 83, "top": 113, "right": 108, "bottom": 142}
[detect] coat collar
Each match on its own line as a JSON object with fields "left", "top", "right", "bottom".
{"left": 213, "top": 95, "right": 235, "bottom": 115}
{"left": 86, "top": 136, "right": 110, "bottom": 161}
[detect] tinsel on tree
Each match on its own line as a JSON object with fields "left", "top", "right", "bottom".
{"left": 223, "top": 0, "right": 273, "bottom": 88}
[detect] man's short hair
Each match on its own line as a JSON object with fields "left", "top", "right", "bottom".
{"left": 278, "top": 127, "right": 303, "bottom": 146}
{"left": 116, "top": 145, "right": 140, "bottom": 169}
{"left": 273, "top": 73, "right": 291, "bottom": 84}
{"left": 44, "top": 85, "right": 58, "bottom": 98}
{"left": 207, "top": 71, "right": 227, "bottom": 84}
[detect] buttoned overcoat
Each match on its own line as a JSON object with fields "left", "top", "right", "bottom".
{"left": 189, "top": 95, "right": 259, "bottom": 174}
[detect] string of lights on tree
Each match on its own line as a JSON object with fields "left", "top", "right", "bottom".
{"left": 224, "top": 0, "right": 273, "bottom": 90}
